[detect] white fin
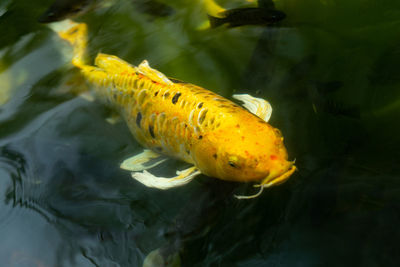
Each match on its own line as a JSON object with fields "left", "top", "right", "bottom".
{"left": 233, "top": 94, "right": 272, "bottom": 122}
{"left": 137, "top": 60, "right": 174, "bottom": 85}
{"left": 120, "top": 149, "right": 167, "bottom": 171}
{"left": 131, "top": 166, "right": 200, "bottom": 190}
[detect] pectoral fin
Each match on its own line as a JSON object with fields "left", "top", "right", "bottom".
{"left": 120, "top": 149, "right": 167, "bottom": 171}
{"left": 233, "top": 94, "right": 272, "bottom": 122}
{"left": 131, "top": 166, "right": 200, "bottom": 189}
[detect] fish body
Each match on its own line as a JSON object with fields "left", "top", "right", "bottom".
{"left": 81, "top": 53, "right": 293, "bottom": 183}
{"left": 53, "top": 20, "right": 295, "bottom": 197}
{"left": 208, "top": 7, "right": 286, "bottom": 28}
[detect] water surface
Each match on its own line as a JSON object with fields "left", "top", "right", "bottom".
{"left": 0, "top": 0, "right": 399, "bottom": 266}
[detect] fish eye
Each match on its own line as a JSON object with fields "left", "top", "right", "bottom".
{"left": 228, "top": 156, "right": 239, "bottom": 168}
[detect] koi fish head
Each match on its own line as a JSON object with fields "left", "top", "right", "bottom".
{"left": 193, "top": 120, "right": 295, "bottom": 188}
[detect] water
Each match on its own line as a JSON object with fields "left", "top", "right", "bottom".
{"left": 1, "top": 0, "right": 399, "bottom": 266}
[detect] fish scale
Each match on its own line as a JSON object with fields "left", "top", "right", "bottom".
{"left": 82, "top": 55, "right": 275, "bottom": 166}
{"left": 100, "top": 71, "right": 238, "bottom": 163}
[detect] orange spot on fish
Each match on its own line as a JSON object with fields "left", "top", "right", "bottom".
{"left": 270, "top": 155, "right": 277, "bottom": 160}
{"left": 241, "top": 136, "right": 245, "bottom": 140}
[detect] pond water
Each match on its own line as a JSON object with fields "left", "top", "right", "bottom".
{"left": 1, "top": 0, "right": 399, "bottom": 266}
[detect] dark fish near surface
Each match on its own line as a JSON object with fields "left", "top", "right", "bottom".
{"left": 311, "top": 81, "right": 360, "bottom": 118}
{"left": 38, "top": 0, "right": 174, "bottom": 23}
{"left": 208, "top": 7, "right": 286, "bottom": 28}
{"left": 38, "top": 0, "right": 97, "bottom": 23}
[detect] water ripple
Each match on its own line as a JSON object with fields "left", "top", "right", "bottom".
{"left": 0, "top": 146, "right": 26, "bottom": 229}
{"left": 0, "top": 145, "right": 54, "bottom": 229}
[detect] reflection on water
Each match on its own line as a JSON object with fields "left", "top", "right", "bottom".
{"left": 1, "top": 0, "right": 400, "bottom": 266}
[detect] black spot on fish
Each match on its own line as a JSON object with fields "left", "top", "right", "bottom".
{"left": 149, "top": 125, "right": 155, "bottom": 138}
{"left": 154, "top": 91, "right": 159, "bottom": 96}
{"left": 198, "top": 135, "right": 203, "bottom": 140}
{"left": 172, "top": 92, "right": 181, "bottom": 104}
{"left": 228, "top": 161, "right": 237, "bottom": 168}
{"left": 215, "top": 98, "right": 227, "bottom": 102}
{"left": 198, "top": 102, "right": 203, "bottom": 109}
{"left": 186, "top": 150, "right": 190, "bottom": 155}
{"left": 136, "top": 112, "right": 142, "bottom": 128}
{"left": 213, "top": 154, "right": 217, "bottom": 159}
{"left": 163, "top": 92, "right": 170, "bottom": 98}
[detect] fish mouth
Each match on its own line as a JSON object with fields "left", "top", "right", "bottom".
{"left": 262, "top": 161, "right": 296, "bottom": 188}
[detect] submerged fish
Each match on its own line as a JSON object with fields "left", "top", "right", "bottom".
{"left": 202, "top": 0, "right": 286, "bottom": 29}
{"left": 51, "top": 20, "right": 295, "bottom": 199}
{"left": 208, "top": 7, "right": 286, "bottom": 28}
{"left": 38, "top": 0, "right": 174, "bottom": 23}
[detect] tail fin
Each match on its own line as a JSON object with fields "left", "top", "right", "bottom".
{"left": 48, "top": 19, "right": 88, "bottom": 68}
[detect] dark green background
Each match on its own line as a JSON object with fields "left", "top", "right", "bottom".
{"left": 0, "top": 0, "right": 399, "bottom": 266}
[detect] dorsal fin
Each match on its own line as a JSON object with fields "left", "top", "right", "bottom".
{"left": 95, "top": 53, "right": 137, "bottom": 73}
{"left": 137, "top": 60, "right": 174, "bottom": 85}
{"left": 233, "top": 94, "right": 272, "bottom": 122}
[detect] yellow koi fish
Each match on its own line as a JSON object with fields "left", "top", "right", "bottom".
{"left": 51, "top": 20, "right": 296, "bottom": 199}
